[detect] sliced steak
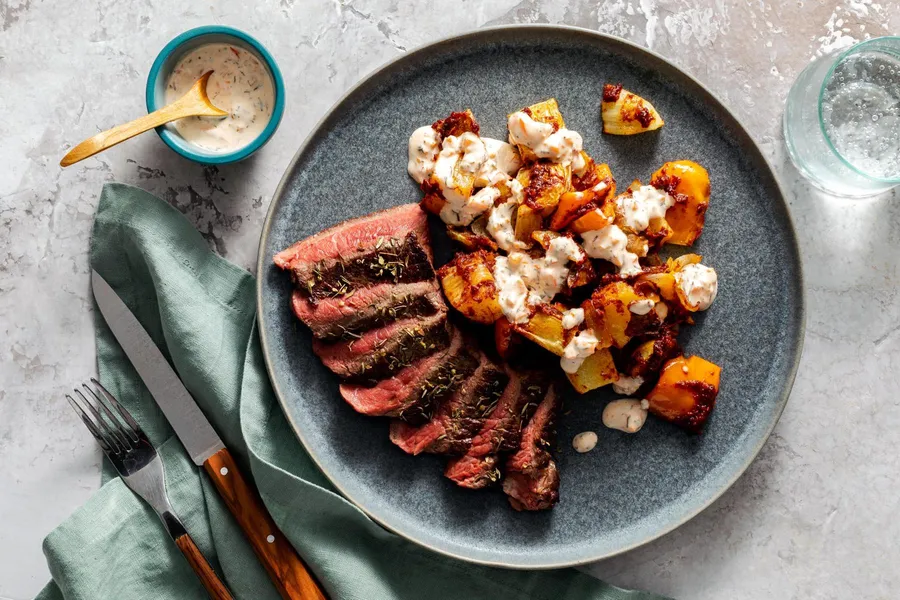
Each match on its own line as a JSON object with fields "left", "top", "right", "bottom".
{"left": 389, "top": 352, "right": 508, "bottom": 456}
{"left": 291, "top": 281, "right": 446, "bottom": 340}
{"left": 502, "top": 385, "right": 561, "bottom": 511}
{"left": 339, "top": 329, "right": 478, "bottom": 423}
{"left": 294, "top": 232, "right": 436, "bottom": 303}
{"left": 274, "top": 203, "right": 431, "bottom": 270}
{"left": 444, "top": 369, "right": 550, "bottom": 489}
{"left": 312, "top": 312, "right": 450, "bottom": 381}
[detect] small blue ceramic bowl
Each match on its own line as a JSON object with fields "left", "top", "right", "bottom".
{"left": 146, "top": 26, "right": 285, "bottom": 165}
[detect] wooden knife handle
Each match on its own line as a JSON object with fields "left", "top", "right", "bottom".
{"left": 204, "top": 448, "right": 328, "bottom": 600}
{"left": 174, "top": 532, "right": 235, "bottom": 600}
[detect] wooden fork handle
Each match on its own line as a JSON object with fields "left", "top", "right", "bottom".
{"left": 174, "top": 531, "right": 234, "bottom": 600}
{"left": 204, "top": 448, "right": 328, "bottom": 600}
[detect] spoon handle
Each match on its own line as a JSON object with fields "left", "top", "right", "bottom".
{"left": 60, "top": 100, "right": 209, "bottom": 167}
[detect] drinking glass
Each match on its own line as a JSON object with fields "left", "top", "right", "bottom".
{"left": 784, "top": 37, "right": 900, "bottom": 197}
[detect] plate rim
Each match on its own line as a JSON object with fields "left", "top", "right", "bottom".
{"left": 256, "top": 24, "right": 806, "bottom": 569}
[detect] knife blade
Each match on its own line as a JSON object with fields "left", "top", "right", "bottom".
{"left": 91, "top": 270, "right": 327, "bottom": 600}
{"left": 91, "top": 270, "right": 223, "bottom": 465}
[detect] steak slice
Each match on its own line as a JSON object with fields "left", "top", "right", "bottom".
{"left": 389, "top": 352, "right": 508, "bottom": 456}
{"left": 312, "top": 312, "right": 449, "bottom": 381}
{"left": 274, "top": 203, "right": 431, "bottom": 270}
{"left": 444, "top": 369, "right": 550, "bottom": 489}
{"left": 291, "top": 281, "right": 445, "bottom": 340}
{"left": 339, "top": 329, "right": 478, "bottom": 423}
{"left": 294, "top": 232, "right": 436, "bottom": 303}
{"left": 502, "top": 385, "right": 561, "bottom": 511}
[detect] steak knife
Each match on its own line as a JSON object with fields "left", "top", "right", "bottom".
{"left": 92, "top": 270, "right": 327, "bottom": 600}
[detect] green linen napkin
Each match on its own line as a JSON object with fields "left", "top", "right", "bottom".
{"left": 36, "top": 183, "right": 667, "bottom": 600}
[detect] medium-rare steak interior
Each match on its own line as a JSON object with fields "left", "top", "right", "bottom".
{"left": 276, "top": 203, "right": 561, "bottom": 511}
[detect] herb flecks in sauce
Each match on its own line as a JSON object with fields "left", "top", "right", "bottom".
{"left": 164, "top": 43, "right": 275, "bottom": 152}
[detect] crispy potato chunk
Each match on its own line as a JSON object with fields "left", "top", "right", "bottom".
{"left": 431, "top": 109, "right": 480, "bottom": 138}
{"left": 647, "top": 355, "right": 721, "bottom": 432}
{"left": 514, "top": 204, "right": 542, "bottom": 246}
{"left": 514, "top": 310, "right": 568, "bottom": 356}
{"left": 438, "top": 250, "right": 503, "bottom": 324}
{"left": 586, "top": 281, "right": 662, "bottom": 348}
{"left": 601, "top": 84, "right": 664, "bottom": 135}
{"left": 509, "top": 99, "right": 567, "bottom": 164}
{"left": 650, "top": 160, "right": 711, "bottom": 246}
{"left": 518, "top": 162, "right": 571, "bottom": 217}
{"left": 637, "top": 254, "right": 702, "bottom": 311}
{"left": 566, "top": 348, "right": 619, "bottom": 393}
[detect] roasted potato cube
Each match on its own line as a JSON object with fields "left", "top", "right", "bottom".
{"left": 526, "top": 98, "right": 566, "bottom": 129}
{"left": 509, "top": 99, "right": 567, "bottom": 164}
{"left": 588, "top": 281, "right": 661, "bottom": 348}
{"left": 647, "top": 355, "right": 721, "bottom": 432}
{"left": 622, "top": 330, "right": 681, "bottom": 380}
{"left": 650, "top": 160, "right": 711, "bottom": 246}
{"left": 601, "top": 84, "right": 664, "bottom": 135}
{"left": 531, "top": 229, "right": 560, "bottom": 250}
{"left": 518, "top": 162, "right": 570, "bottom": 217}
{"left": 431, "top": 109, "right": 480, "bottom": 138}
{"left": 637, "top": 254, "right": 702, "bottom": 308}
{"left": 566, "top": 348, "right": 619, "bottom": 393}
{"left": 445, "top": 226, "right": 499, "bottom": 252}
{"left": 514, "top": 204, "right": 542, "bottom": 246}
{"left": 514, "top": 310, "right": 567, "bottom": 356}
{"left": 419, "top": 180, "right": 446, "bottom": 216}
{"left": 438, "top": 250, "right": 503, "bottom": 324}
{"left": 574, "top": 161, "right": 617, "bottom": 196}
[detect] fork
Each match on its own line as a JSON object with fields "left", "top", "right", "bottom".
{"left": 68, "top": 378, "right": 234, "bottom": 600}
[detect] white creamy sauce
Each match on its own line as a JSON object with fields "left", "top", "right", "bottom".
{"left": 628, "top": 298, "right": 655, "bottom": 315}
{"left": 612, "top": 375, "right": 644, "bottom": 395}
{"left": 561, "top": 307, "right": 585, "bottom": 330}
{"left": 440, "top": 185, "right": 499, "bottom": 227}
{"left": 493, "top": 241, "right": 584, "bottom": 324}
{"left": 602, "top": 399, "right": 650, "bottom": 433}
{"left": 581, "top": 224, "right": 643, "bottom": 277}
{"left": 164, "top": 44, "right": 275, "bottom": 152}
{"left": 527, "top": 237, "right": 585, "bottom": 303}
{"left": 407, "top": 126, "right": 441, "bottom": 184}
{"left": 507, "top": 111, "right": 584, "bottom": 167}
{"left": 560, "top": 329, "right": 599, "bottom": 374}
{"left": 572, "top": 431, "right": 598, "bottom": 453}
{"left": 476, "top": 137, "right": 522, "bottom": 186}
{"left": 675, "top": 263, "right": 719, "bottom": 311}
{"left": 493, "top": 254, "right": 531, "bottom": 323}
{"left": 431, "top": 133, "right": 491, "bottom": 225}
{"left": 616, "top": 185, "right": 675, "bottom": 232}
{"left": 487, "top": 200, "right": 524, "bottom": 253}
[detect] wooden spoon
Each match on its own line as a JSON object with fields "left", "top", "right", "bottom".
{"left": 60, "top": 71, "right": 227, "bottom": 167}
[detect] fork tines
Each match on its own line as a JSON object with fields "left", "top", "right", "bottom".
{"left": 67, "top": 378, "right": 142, "bottom": 455}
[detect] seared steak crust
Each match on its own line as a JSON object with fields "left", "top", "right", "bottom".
{"left": 312, "top": 312, "right": 449, "bottom": 381}
{"left": 502, "top": 385, "right": 561, "bottom": 511}
{"left": 292, "top": 283, "right": 445, "bottom": 340}
{"left": 294, "top": 232, "right": 436, "bottom": 303}
{"left": 444, "top": 369, "right": 550, "bottom": 489}
{"left": 389, "top": 352, "right": 508, "bottom": 456}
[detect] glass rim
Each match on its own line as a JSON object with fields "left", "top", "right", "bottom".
{"left": 817, "top": 35, "right": 900, "bottom": 184}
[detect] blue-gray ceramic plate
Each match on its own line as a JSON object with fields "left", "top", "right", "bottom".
{"left": 257, "top": 25, "right": 804, "bottom": 569}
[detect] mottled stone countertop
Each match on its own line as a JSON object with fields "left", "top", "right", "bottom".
{"left": 2, "top": 1, "right": 898, "bottom": 598}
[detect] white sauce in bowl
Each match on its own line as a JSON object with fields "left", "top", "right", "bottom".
{"left": 164, "top": 43, "right": 275, "bottom": 152}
